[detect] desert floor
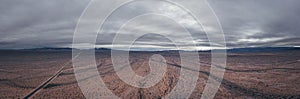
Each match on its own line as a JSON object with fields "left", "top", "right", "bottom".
{"left": 0, "top": 50, "right": 299, "bottom": 98}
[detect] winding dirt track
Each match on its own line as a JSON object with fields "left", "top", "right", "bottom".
{"left": 165, "top": 62, "right": 300, "bottom": 98}
{"left": 14, "top": 51, "right": 300, "bottom": 98}
{"left": 23, "top": 53, "right": 81, "bottom": 99}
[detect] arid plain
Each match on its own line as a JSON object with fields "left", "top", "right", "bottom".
{"left": 0, "top": 49, "right": 299, "bottom": 98}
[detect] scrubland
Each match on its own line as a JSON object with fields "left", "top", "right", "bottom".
{"left": 0, "top": 50, "right": 299, "bottom": 98}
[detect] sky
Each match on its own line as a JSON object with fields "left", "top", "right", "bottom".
{"left": 0, "top": 0, "right": 299, "bottom": 50}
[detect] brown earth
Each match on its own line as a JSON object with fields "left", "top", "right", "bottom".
{"left": 0, "top": 50, "right": 299, "bottom": 98}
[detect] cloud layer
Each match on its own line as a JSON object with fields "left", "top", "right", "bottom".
{"left": 0, "top": 0, "right": 299, "bottom": 50}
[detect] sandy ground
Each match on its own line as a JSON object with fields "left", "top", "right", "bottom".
{"left": 0, "top": 50, "right": 299, "bottom": 98}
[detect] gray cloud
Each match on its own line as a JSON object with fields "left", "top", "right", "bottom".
{"left": 0, "top": 0, "right": 89, "bottom": 49}
{"left": 209, "top": 0, "right": 300, "bottom": 48}
{"left": 0, "top": 0, "right": 299, "bottom": 50}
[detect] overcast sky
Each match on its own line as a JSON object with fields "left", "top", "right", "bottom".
{"left": 0, "top": 0, "right": 299, "bottom": 50}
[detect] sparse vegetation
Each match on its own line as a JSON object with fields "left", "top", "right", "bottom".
{"left": 0, "top": 50, "right": 299, "bottom": 98}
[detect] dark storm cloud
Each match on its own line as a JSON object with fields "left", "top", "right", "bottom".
{"left": 0, "top": 0, "right": 299, "bottom": 50}
{"left": 0, "top": 0, "right": 90, "bottom": 49}
{"left": 208, "top": 0, "right": 300, "bottom": 48}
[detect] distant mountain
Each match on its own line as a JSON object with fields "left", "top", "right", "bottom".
{"left": 25, "top": 47, "right": 74, "bottom": 51}
{"left": 95, "top": 48, "right": 112, "bottom": 51}
{"left": 227, "top": 47, "right": 300, "bottom": 53}
{"left": 4, "top": 47, "right": 299, "bottom": 52}
{"left": 23, "top": 47, "right": 112, "bottom": 51}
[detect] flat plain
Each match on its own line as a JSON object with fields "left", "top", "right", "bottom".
{"left": 0, "top": 50, "right": 299, "bottom": 98}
